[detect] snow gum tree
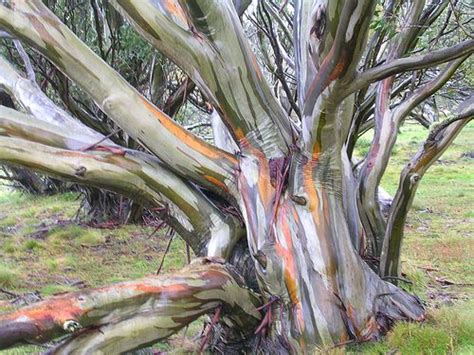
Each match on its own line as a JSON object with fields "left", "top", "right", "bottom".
{"left": 0, "top": 0, "right": 472, "bottom": 353}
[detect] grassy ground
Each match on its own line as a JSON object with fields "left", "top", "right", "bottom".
{"left": 0, "top": 122, "right": 472, "bottom": 354}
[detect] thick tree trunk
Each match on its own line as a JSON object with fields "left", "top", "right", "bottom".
{"left": 236, "top": 147, "right": 424, "bottom": 352}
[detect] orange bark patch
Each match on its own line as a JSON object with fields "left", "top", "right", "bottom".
{"left": 234, "top": 127, "right": 245, "bottom": 141}
{"left": 361, "top": 316, "right": 379, "bottom": 340}
{"left": 303, "top": 143, "right": 321, "bottom": 212}
{"left": 328, "top": 58, "right": 346, "bottom": 82}
{"left": 251, "top": 54, "right": 264, "bottom": 81}
{"left": 163, "top": 0, "right": 188, "bottom": 25}
{"left": 132, "top": 282, "right": 189, "bottom": 296}
{"left": 0, "top": 297, "right": 83, "bottom": 329}
{"left": 275, "top": 205, "right": 300, "bottom": 307}
{"left": 204, "top": 175, "right": 228, "bottom": 191}
{"left": 346, "top": 304, "right": 360, "bottom": 338}
{"left": 140, "top": 97, "right": 237, "bottom": 165}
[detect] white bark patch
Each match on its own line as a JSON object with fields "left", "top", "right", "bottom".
{"left": 299, "top": 212, "right": 330, "bottom": 289}
{"left": 207, "top": 220, "right": 231, "bottom": 258}
{"left": 346, "top": 1, "right": 364, "bottom": 42}
{"left": 293, "top": 234, "right": 332, "bottom": 343}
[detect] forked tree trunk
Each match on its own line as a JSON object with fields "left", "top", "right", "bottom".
{"left": 0, "top": 0, "right": 472, "bottom": 353}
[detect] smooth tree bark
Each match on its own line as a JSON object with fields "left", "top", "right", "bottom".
{"left": 0, "top": 0, "right": 472, "bottom": 353}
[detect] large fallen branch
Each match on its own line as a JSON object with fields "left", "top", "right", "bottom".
{"left": 0, "top": 121, "right": 243, "bottom": 257}
{"left": 0, "top": 259, "right": 261, "bottom": 352}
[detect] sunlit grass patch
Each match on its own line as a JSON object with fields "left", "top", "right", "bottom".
{"left": 22, "top": 239, "right": 43, "bottom": 251}
{"left": 2, "top": 240, "right": 17, "bottom": 253}
{"left": 75, "top": 231, "right": 105, "bottom": 246}
{"left": 351, "top": 301, "right": 474, "bottom": 354}
{"left": 0, "top": 215, "right": 17, "bottom": 228}
{"left": 47, "top": 225, "right": 103, "bottom": 247}
{"left": 41, "top": 284, "right": 78, "bottom": 296}
{"left": 0, "top": 263, "right": 18, "bottom": 288}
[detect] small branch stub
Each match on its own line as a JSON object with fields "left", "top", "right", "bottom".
{"left": 290, "top": 195, "right": 307, "bottom": 205}
{"left": 410, "top": 173, "right": 421, "bottom": 184}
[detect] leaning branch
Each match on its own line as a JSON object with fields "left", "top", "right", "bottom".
{"left": 393, "top": 56, "right": 469, "bottom": 122}
{"left": 0, "top": 55, "right": 110, "bottom": 146}
{"left": 380, "top": 97, "right": 474, "bottom": 279}
{"left": 0, "top": 260, "right": 261, "bottom": 352}
{"left": 0, "top": 1, "right": 238, "bottom": 197}
{"left": 0, "top": 118, "right": 242, "bottom": 257}
{"left": 113, "top": 0, "right": 293, "bottom": 157}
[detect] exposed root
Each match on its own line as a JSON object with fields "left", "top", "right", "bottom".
{"left": 365, "top": 286, "right": 425, "bottom": 339}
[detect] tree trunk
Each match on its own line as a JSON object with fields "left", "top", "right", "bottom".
{"left": 235, "top": 146, "right": 424, "bottom": 351}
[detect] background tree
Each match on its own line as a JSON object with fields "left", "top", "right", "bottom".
{"left": 0, "top": 0, "right": 472, "bottom": 353}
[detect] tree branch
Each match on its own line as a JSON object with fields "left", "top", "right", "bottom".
{"left": 393, "top": 56, "right": 469, "bottom": 122}
{"left": 12, "top": 40, "right": 36, "bottom": 82}
{"left": 0, "top": 260, "right": 261, "bottom": 351}
{"left": 348, "top": 39, "right": 474, "bottom": 95}
{"left": 0, "top": 55, "right": 110, "bottom": 146}
{"left": 112, "top": 0, "right": 294, "bottom": 157}
{"left": 0, "top": 112, "right": 243, "bottom": 257}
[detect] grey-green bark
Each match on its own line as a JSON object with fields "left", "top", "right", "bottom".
{"left": 0, "top": 0, "right": 472, "bottom": 352}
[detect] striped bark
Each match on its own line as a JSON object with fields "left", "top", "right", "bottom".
{"left": 0, "top": 0, "right": 472, "bottom": 352}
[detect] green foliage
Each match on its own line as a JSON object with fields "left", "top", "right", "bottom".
{"left": 355, "top": 137, "right": 372, "bottom": 157}
{"left": 368, "top": 3, "right": 397, "bottom": 38}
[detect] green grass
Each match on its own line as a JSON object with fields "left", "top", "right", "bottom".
{"left": 0, "top": 264, "right": 18, "bottom": 288}
{"left": 352, "top": 301, "right": 474, "bottom": 354}
{"left": 0, "top": 122, "right": 472, "bottom": 353}
{"left": 0, "top": 190, "right": 186, "bottom": 299}
{"left": 22, "top": 239, "right": 42, "bottom": 251}
{"left": 349, "top": 122, "right": 473, "bottom": 353}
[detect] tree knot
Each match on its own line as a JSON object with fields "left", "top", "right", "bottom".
{"left": 63, "top": 319, "right": 82, "bottom": 333}
{"left": 74, "top": 166, "right": 87, "bottom": 177}
{"left": 290, "top": 195, "right": 307, "bottom": 205}
{"left": 410, "top": 174, "right": 421, "bottom": 184}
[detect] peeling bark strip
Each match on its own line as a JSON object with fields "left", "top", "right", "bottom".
{"left": 0, "top": 260, "right": 261, "bottom": 351}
